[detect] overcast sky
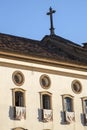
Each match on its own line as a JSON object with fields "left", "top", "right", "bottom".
{"left": 0, "top": 0, "right": 87, "bottom": 45}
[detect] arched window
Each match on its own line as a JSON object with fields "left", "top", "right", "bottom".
{"left": 82, "top": 97, "right": 87, "bottom": 114}
{"left": 40, "top": 91, "right": 52, "bottom": 109}
{"left": 62, "top": 95, "right": 75, "bottom": 123}
{"left": 12, "top": 88, "right": 25, "bottom": 107}
{"left": 81, "top": 97, "right": 87, "bottom": 125}
{"left": 62, "top": 94, "right": 74, "bottom": 112}
{"left": 64, "top": 97, "right": 73, "bottom": 112}
{"left": 12, "top": 88, "right": 26, "bottom": 120}
{"left": 84, "top": 99, "right": 87, "bottom": 113}
{"left": 39, "top": 92, "right": 53, "bottom": 122}
{"left": 13, "top": 127, "right": 26, "bottom": 130}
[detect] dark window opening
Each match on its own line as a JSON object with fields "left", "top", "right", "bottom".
{"left": 15, "top": 91, "right": 24, "bottom": 107}
{"left": 84, "top": 100, "right": 87, "bottom": 113}
{"left": 64, "top": 97, "right": 72, "bottom": 112}
{"left": 42, "top": 94, "right": 51, "bottom": 109}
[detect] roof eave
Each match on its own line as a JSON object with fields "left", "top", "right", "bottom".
{"left": 0, "top": 50, "right": 87, "bottom": 71}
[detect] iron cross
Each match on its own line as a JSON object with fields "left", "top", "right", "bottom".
{"left": 47, "top": 7, "right": 56, "bottom": 35}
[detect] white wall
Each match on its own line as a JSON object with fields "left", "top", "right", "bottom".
{"left": 0, "top": 57, "right": 87, "bottom": 130}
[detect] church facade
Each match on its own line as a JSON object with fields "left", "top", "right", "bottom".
{"left": 0, "top": 33, "right": 87, "bottom": 130}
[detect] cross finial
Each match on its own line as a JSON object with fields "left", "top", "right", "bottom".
{"left": 47, "top": 7, "right": 56, "bottom": 35}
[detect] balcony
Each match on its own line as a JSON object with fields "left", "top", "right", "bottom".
{"left": 14, "top": 106, "right": 26, "bottom": 120}
{"left": 83, "top": 113, "right": 87, "bottom": 125}
{"left": 42, "top": 109, "right": 53, "bottom": 122}
{"left": 63, "top": 111, "right": 75, "bottom": 124}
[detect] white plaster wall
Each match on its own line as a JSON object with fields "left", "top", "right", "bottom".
{"left": 0, "top": 58, "right": 87, "bottom": 130}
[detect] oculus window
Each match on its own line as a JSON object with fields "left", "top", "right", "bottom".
{"left": 12, "top": 71, "right": 24, "bottom": 86}
{"left": 71, "top": 80, "right": 82, "bottom": 94}
{"left": 40, "top": 75, "right": 51, "bottom": 89}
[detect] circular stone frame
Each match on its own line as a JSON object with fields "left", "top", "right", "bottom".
{"left": 71, "top": 80, "right": 82, "bottom": 94}
{"left": 40, "top": 74, "right": 51, "bottom": 89}
{"left": 12, "top": 71, "right": 25, "bottom": 86}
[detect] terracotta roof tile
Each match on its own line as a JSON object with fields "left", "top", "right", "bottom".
{"left": 0, "top": 33, "right": 87, "bottom": 65}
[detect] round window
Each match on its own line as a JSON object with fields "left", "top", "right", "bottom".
{"left": 12, "top": 71, "right": 24, "bottom": 86}
{"left": 40, "top": 75, "right": 51, "bottom": 89}
{"left": 71, "top": 80, "right": 82, "bottom": 94}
